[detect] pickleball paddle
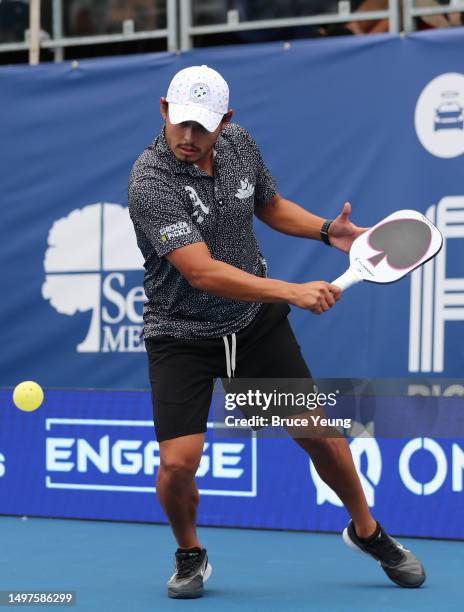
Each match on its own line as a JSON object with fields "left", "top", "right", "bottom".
{"left": 332, "top": 210, "right": 443, "bottom": 291}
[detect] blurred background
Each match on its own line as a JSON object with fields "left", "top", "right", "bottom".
{"left": 1, "top": 0, "right": 464, "bottom": 65}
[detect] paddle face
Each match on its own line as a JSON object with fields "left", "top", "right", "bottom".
{"left": 349, "top": 210, "right": 443, "bottom": 284}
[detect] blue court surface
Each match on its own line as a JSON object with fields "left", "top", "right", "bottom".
{"left": 1, "top": 516, "right": 462, "bottom": 611}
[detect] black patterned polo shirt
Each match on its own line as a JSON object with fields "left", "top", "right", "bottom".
{"left": 128, "top": 123, "right": 277, "bottom": 339}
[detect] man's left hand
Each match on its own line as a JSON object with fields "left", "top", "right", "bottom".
{"left": 328, "top": 202, "right": 368, "bottom": 253}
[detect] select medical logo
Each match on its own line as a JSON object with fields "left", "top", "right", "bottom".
{"left": 45, "top": 418, "right": 257, "bottom": 497}
{"left": 42, "top": 203, "right": 146, "bottom": 353}
{"left": 409, "top": 196, "right": 464, "bottom": 372}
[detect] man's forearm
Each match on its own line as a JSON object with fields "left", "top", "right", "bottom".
{"left": 256, "top": 196, "right": 325, "bottom": 240}
{"left": 190, "top": 258, "right": 298, "bottom": 303}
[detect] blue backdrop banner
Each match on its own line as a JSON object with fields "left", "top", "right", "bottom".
{"left": 1, "top": 29, "right": 464, "bottom": 385}
{"left": 0, "top": 389, "right": 462, "bottom": 538}
{"left": 1, "top": 29, "right": 464, "bottom": 536}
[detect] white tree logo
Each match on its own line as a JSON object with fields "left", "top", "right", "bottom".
{"left": 42, "top": 203, "right": 144, "bottom": 352}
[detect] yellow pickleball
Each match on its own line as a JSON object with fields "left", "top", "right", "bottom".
{"left": 13, "top": 381, "right": 44, "bottom": 412}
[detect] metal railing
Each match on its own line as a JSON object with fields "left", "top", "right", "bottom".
{"left": 403, "top": 0, "right": 464, "bottom": 33}
{"left": 180, "top": 0, "right": 400, "bottom": 51}
{"left": 0, "top": 0, "right": 178, "bottom": 63}
{"left": 1, "top": 1, "right": 464, "bottom": 64}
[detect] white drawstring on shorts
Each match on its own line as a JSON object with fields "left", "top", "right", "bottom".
{"left": 222, "top": 333, "right": 237, "bottom": 381}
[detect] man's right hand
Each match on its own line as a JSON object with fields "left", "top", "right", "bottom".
{"left": 291, "top": 281, "right": 341, "bottom": 314}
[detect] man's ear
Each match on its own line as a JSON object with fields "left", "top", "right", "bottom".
{"left": 221, "top": 110, "right": 234, "bottom": 128}
{"left": 160, "top": 97, "right": 168, "bottom": 121}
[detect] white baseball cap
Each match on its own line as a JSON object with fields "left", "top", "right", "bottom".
{"left": 166, "top": 65, "right": 229, "bottom": 132}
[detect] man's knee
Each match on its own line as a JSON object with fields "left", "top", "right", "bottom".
{"left": 158, "top": 433, "right": 204, "bottom": 484}
{"left": 294, "top": 436, "right": 346, "bottom": 456}
{"left": 159, "top": 456, "right": 199, "bottom": 479}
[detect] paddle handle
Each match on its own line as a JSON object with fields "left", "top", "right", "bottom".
{"left": 332, "top": 268, "right": 362, "bottom": 292}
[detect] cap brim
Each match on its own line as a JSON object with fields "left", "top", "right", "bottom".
{"left": 168, "top": 102, "right": 223, "bottom": 133}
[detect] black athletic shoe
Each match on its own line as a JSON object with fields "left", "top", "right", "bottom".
{"left": 343, "top": 520, "right": 426, "bottom": 588}
{"left": 167, "top": 547, "right": 212, "bottom": 599}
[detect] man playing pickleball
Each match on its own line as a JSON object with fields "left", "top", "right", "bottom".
{"left": 128, "top": 65, "right": 425, "bottom": 599}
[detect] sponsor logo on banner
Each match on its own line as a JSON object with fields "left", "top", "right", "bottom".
{"left": 42, "top": 203, "right": 146, "bottom": 353}
{"left": 0, "top": 453, "right": 5, "bottom": 478}
{"left": 415, "top": 73, "right": 464, "bottom": 158}
{"left": 45, "top": 418, "right": 257, "bottom": 497}
{"left": 399, "top": 438, "right": 464, "bottom": 496}
{"left": 310, "top": 436, "right": 382, "bottom": 507}
{"left": 408, "top": 383, "right": 464, "bottom": 397}
{"left": 310, "top": 437, "right": 464, "bottom": 505}
{"left": 409, "top": 197, "right": 464, "bottom": 372}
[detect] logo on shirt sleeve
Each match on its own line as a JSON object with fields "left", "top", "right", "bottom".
{"left": 235, "top": 178, "right": 255, "bottom": 200}
{"left": 160, "top": 221, "right": 192, "bottom": 242}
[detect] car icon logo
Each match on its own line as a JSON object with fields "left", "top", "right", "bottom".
{"left": 434, "top": 90, "right": 464, "bottom": 131}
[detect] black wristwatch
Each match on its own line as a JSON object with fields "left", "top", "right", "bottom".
{"left": 320, "top": 219, "right": 333, "bottom": 246}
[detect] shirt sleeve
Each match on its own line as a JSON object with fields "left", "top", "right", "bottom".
{"left": 242, "top": 130, "right": 277, "bottom": 206}
{"left": 128, "top": 178, "right": 205, "bottom": 257}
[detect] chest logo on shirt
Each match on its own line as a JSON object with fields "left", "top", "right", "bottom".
{"left": 185, "top": 186, "right": 209, "bottom": 224}
{"left": 235, "top": 178, "right": 255, "bottom": 200}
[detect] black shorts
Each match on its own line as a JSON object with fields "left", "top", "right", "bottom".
{"left": 144, "top": 302, "right": 312, "bottom": 442}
